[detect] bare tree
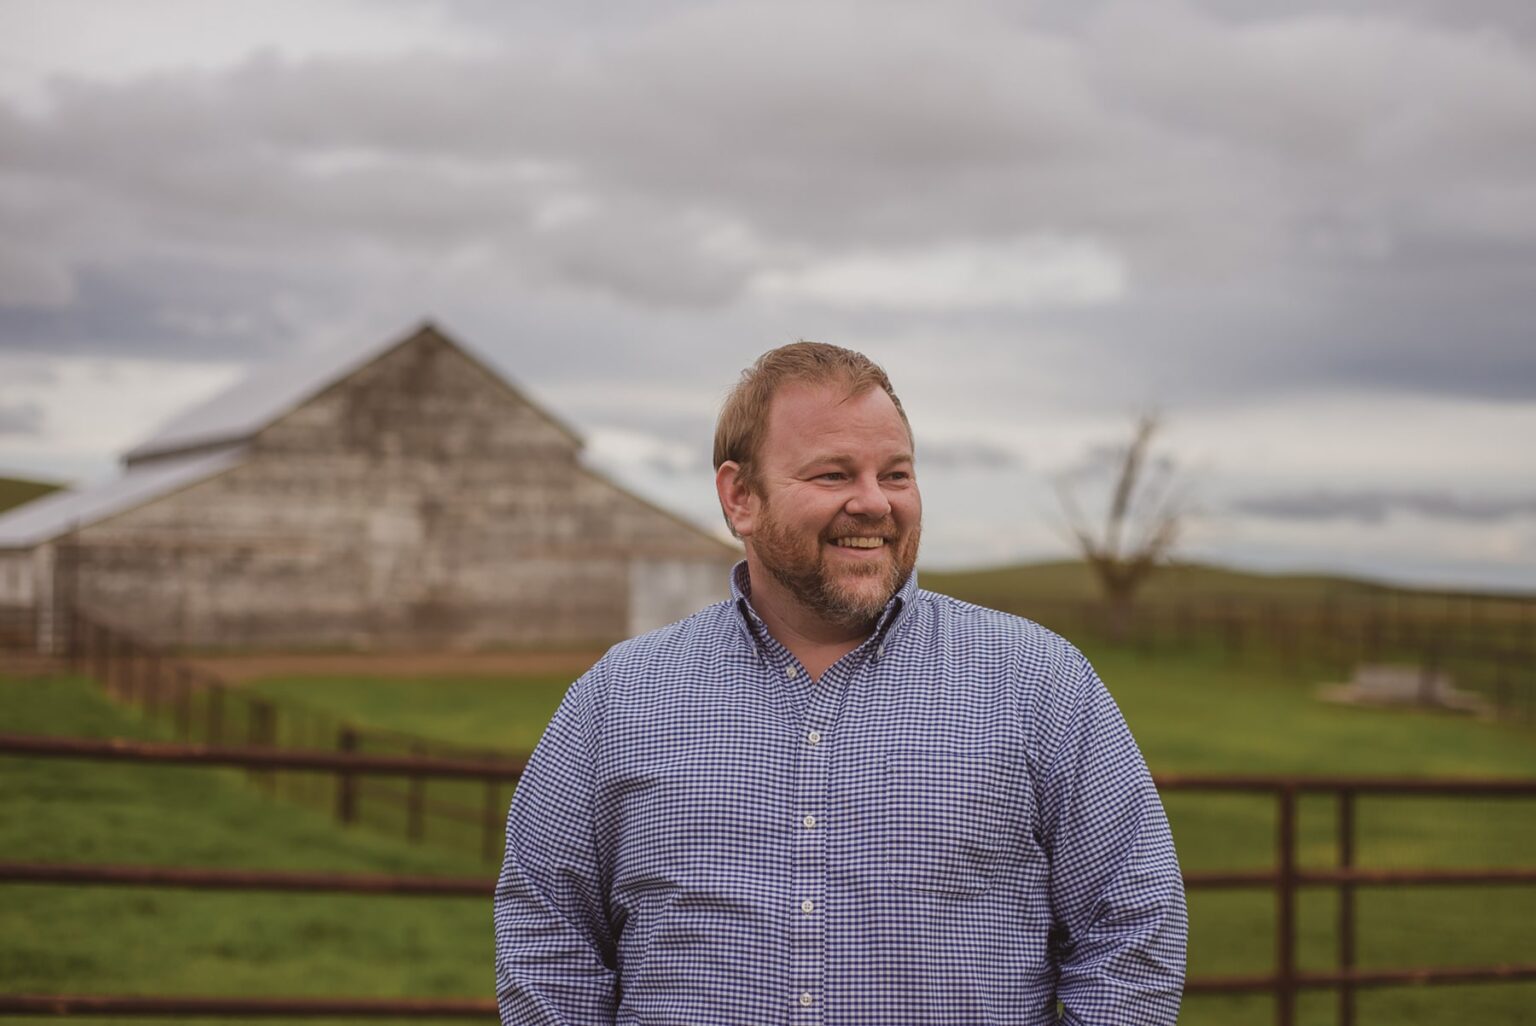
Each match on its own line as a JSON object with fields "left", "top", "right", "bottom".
{"left": 1055, "top": 413, "right": 1188, "bottom": 639}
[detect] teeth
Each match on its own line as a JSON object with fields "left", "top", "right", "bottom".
{"left": 834, "top": 537, "right": 885, "bottom": 548}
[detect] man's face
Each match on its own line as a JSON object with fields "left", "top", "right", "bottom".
{"left": 739, "top": 380, "right": 921, "bottom": 629}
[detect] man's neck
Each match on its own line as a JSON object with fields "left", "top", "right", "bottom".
{"left": 744, "top": 567, "right": 876, "bottom": 682}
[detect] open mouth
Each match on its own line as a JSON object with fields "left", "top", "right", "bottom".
{"left": 830, "top": 536, "right": 888, "bottom": 549}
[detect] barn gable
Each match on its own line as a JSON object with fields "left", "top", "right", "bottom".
{"left": 0, "top": 323, "right": 737, "bottom": 651}
{"left": 125, "top": 322, "right": 581, "bottom": 468}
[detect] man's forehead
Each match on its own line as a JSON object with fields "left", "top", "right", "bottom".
{"left": 762, "top": 380, "right": 912, "bottom": 453}
{"left": 770, "top": 379, "right": 898, "bottom": 419}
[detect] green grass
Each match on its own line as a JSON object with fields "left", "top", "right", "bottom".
{"left": 0, "top": 676, "right": 497, "bottom": 1026}
{"left": 241, "top": 644, "right": 1536, "bottom": 778}
{"left": 0, "top": 474, "right": 62, "bottom": 514}
{"left": 923, "top": 558, "right": 1378, "bottom": 607}
{"left": 1082, "top": 645, "right": 1536, "bottom": 1025}
{"left": 6, "top": 638, "right": 1535, "bottom": 1025}
{"left": 923, "top": 557, "right": 1536, "bottom": 615}
{"left": 243, "top": 646, "right": 1536, "bottom": 1025}
{"left": 246, "top": 674, "right": 573, "bottom": 754}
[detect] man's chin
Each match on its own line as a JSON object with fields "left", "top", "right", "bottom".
{"left": 822, "top": 567, "right": 901, "bottom": 621}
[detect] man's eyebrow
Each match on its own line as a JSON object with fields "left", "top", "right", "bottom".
{"left": 796, "top": 452, "right": 915, "bottom": 472}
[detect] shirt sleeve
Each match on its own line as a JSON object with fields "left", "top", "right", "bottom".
{"left": 1027, "top": 648, "right": 1188, "bottom": 1025}
{"left": 493, "top": 669, "right": 619, "bottom": 1025}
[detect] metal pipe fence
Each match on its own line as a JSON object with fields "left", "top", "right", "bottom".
{"left": 54, "top": 610, "right": 524, "bottom": 861}
{"left": 2, "top": 735, "right": 1533, "bottom": 1023}
{"left": 10, "top": 598, "right": 1529, "bottom": 874}
{"left": 1160, "top": 775, "right": 1536, "bottom": 1024}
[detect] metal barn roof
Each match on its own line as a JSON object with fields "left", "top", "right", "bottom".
{"left": 121, "top": 322, "right": 579, "bottom": 465}
{"left": 0, "top": 322, "right": 586, "bottom": 550}
{"left": 0, "top": 448, "right": 244, "bottom": 550}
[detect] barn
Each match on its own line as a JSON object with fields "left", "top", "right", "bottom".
{"left": 0, "top": 323, "right": 738, "bottom": 652}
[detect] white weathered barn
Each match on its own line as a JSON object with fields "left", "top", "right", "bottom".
{"left": 0, "top": 323, "right": 737, "bottom": 651}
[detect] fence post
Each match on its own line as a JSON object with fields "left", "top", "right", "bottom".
{"left": 206, "top": 686, "right": 224, "bottom": 746}
{"left": 114, "top": 637, "right": 131, "bottom": 702}
{"left": 408, "top": 743, "right": 425, "bottom": 844}
{"left": 336, "top": 728, "right": 358, "bottom": 825}
{"left": 1276, "top": 784, "right": 1296, "bottom": 1026}
{"left": 91, "top": 620, "right": 107, "bottom": 688}
{"left": 66, "top": 609, "right": 82, "bottom": 673}
{"left": 145, "top": 651, "right": 163, "bottom": 717}
{"left": 1338, "top": 788, "right": 1356, "bottom": 1026}
{"left": 174, "top": 666, "right": 192, "bottom": 740}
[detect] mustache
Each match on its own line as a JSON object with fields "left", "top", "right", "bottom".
{"left": 821, "top": 517, "right": 899, "bottom": 541}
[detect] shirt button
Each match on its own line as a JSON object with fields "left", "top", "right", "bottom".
{"left": 801, "top": 899, "right": 814, "bottom": 914}
{"left": 784, "top": 665, "right": 797, "bottom": 678}
{"left": 800, "top": 992, "right": 814, "bottom": 1007}
{"left": 807, "top": 730, "right": 821, "bottom": 745}
{"left": 802, "top": 814, "right": 817, "bottom": 829}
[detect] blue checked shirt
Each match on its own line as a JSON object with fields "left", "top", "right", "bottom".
{"left": 495, "top": 564, "right": 1186, "bottom": 1025}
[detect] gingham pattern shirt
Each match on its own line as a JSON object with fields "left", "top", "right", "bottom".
{"left": 495, "top": 564, "right": 1186, "bottom": 1025}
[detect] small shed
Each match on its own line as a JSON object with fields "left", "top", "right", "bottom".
{"left": 0, "top": 323, "right": 737, "bottom": 651}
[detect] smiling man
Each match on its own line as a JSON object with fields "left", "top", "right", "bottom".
{"left": 494, "top": 343, "right": 1187, "bottom": 1025}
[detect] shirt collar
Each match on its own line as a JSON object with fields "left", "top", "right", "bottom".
{"left": 728, "top": 559, "right": 919, "bottom": 662}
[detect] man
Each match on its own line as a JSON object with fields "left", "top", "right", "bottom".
{"left": 494, "top": 343, "right": 1186, "bottom": 1025}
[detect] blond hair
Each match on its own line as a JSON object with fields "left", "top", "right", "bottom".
{"left": 714, "top": 341, "right": 912, "bottom": 501}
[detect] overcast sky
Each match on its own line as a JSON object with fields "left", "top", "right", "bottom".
{"left": 1, "top": 0, "right": 1533, "bottom": 591}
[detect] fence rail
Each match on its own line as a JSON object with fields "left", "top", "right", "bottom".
{"left": 3, "top": 734, "right": 1533, "bottom": 1024}
{"left": 1156, "top": 775, "right": 1536, "bottom": 1025}
{"left": 0, "top": 995, "right": 496, "bottom": 1019}
{"left": 49, "top": 610, "right": 526, "bottom": 861}
{"left": 7, "top": 596, "right": 1529, "bottom": 870}
{"left": 1007, "top": 593, "right": 1536, "bottom": 720}
{"left": 0, "top": 733, "right": 524, "bottom": 779}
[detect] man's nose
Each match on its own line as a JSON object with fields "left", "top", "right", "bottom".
{"left": 844, "top": 473, "right": 892, "bottom": 519}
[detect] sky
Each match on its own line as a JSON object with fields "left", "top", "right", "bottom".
{"left": 0, "top": 0, "right": 1533, "bottom": 592}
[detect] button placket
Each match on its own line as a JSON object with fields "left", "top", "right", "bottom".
{"left": 790, "top": 665, "right": 838, "bottom": 1024}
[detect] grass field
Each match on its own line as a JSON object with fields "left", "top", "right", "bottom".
{"left": 247, "top": 643, "right": 1536, "bottom": 1024}
{"left": 922, "top": 562, "right": 1536, "bottom": 652}
{"left": 1, "top": 676, "right": 494, "bottom": 1026}
{"left": 5, "top": 634, "right": 1535, "bottom": 1025}
{"left": 922, "top": 559, "right": 1536, "bottom": 608}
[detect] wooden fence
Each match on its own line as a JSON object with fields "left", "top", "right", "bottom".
{"left": 4, "top": 596, "right": 1529, "bottom": 872}
{"left": 60, "top": 609, "right": 522, "bottom": 863}
{"left": 1007, "top": 593, "right": 1536, "bottom": 721}
{"left": 1, "top": 735, "right": 1533, "bottom": 1024}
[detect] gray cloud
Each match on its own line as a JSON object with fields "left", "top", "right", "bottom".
{"left": 0, "top": 399, "right": 43, "bottom": 436}
{"left": 918, "top": 440, "right": 1024, "bottom": 472}
{"left": 1232, "top": 490, "right": 1536, "bottom": 523}
{"left": 0, "top": 0, "right": 1533, "bottom": 413}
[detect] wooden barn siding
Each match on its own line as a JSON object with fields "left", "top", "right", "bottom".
{"left": 65, "top": 332, "right": 733, "bottom": 650}
{"left": 0, "top": 549, "right": 32, "bottom": 605}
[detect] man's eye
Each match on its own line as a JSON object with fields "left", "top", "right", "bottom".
{"left": 818, "top": 472, "right": 846, "bottom": 481}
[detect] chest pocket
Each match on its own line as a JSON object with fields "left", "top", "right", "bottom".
{"left": 884, "top": 746, "right": 1013, "bottom": 897}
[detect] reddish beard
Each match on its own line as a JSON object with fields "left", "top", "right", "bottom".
{"left": 751, "top": 502, "right": 920, "bottom": 629}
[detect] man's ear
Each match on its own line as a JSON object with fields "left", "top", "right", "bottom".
{"left": 715, "top": 461, "right": 757, "bottom": 539}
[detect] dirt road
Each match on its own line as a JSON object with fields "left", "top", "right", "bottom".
{"left": 187, "top": 651, "right": 606, "bottom": 684}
